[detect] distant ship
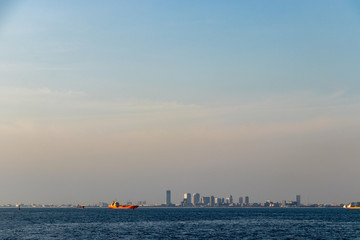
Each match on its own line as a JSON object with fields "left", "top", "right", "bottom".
{"left": 76, "top": 205, "right": 85, "bottom": 209}
{"left": 109, "top": 201, "right": 139, "bottom": 209}
{"left": 343, "top": 202, "right": 360, "bottom": 209}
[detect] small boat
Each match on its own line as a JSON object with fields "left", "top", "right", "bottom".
{"left": 77, "top": 205, "right": 85, "bottom": 209}
{"left": 344, "top": 202, "right": 360, "bottom": 209}
{"left": 108, "top": 201, "right": 138, "bottom": 209}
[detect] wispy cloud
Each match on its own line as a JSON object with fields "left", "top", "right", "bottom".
{"left": 1, "top": 86, "right": 359, "bottom": 131}
{"left": 0, "top": 89, "right": 359, "bottom": 169}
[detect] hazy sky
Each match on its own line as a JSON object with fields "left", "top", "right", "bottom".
{"left": 1, "top": 0, "right": 360, "bottom": 205}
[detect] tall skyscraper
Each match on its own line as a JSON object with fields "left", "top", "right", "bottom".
{"left": 166, "top": 190, "right": 171, "bottom": 205}
{"left": 239, "top": 197, "right": 243, "bottom": 205}
{"left": 296, "top": 195, "right": 301, "bottom": 207}
{"left": 183, "top": 193, "right": 192, "bottom": 206}
{"left": 210, "top": 196, "right": 215, "bottom": 207}
{"left": 229, "top": 195, "right": 233, "bottom": 204}
{"left": 192, "top": 193, "right": 200, "bottom": 206}
{"left": 245, "top": 196, "right": 249, "bottom": 205}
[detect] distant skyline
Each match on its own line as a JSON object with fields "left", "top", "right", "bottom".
{"left": 0, "top": 0, "right": 360, "bottom": 204}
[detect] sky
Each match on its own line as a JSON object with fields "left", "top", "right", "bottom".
{"left": 0, "top": 0, "right": 360, "bottom": 205}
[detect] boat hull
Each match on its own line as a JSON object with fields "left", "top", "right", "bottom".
{"left": 108, "top": 205, "right": 139, "bottom": 209}
{"left": 345, "top": 207, "right": 360, "bottom": 209}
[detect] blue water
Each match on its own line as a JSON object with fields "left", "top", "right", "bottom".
{"left": 1, "top": 208, "right": 360, "bottom": 239}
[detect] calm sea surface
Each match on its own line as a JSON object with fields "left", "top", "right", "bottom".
{"left": 1, "top": 208, "right": 360, "bottom": 239}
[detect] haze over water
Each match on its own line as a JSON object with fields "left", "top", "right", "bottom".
{"left": 0, "top": 1, "right": 360, "bottom": 205}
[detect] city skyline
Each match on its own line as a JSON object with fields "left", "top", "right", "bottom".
{"left": 0, "top": 190, "right": 338, "bottom": 207}
{"left": 1, "top": 1, "right": 360, "bottom": 204}
{"left": 0, "top": 190, "right": 348, "bottom": 208}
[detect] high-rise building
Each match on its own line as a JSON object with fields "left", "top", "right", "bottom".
{"left": 192, "top": 193, "right": 200, "bottom": 206}
{"left": 229, "top": 195, "right": 233, "bottom": 204}
{"left": 239, "top": 197, "right": 243, "bottom": 205}
{"left": 166, "top": 190, "right": 171, "bottom": 205}
{"left": 183, "top": 193, "right": 192, "bottom": 206}
{"left": 296, "top": 195, "right": 301, "bottom": 207}
{"left": 210, "top": 196, "right": 215, "bottom": 207}
{"left": 245, "top": 196, "right": 249, "bottom": 205}
{"left": 201, "top": 196, "right": 210, "bottom": 206}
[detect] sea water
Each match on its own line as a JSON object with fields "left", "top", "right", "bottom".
{"left": 1, "top": 208, "right": 360, "bottom": 239}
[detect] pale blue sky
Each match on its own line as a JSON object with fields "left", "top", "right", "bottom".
{"left": 1, "top": 0, "right": 360, "bottom": 101}
{"left": 0, "top": 1, "right": 360, "bottom": 204}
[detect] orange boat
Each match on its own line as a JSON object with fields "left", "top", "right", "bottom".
{"left": 344, "top": 202, "right": 360, "bottom": 209}
{"left": 109, "top": 201, "right": 139, "bottom": 209}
